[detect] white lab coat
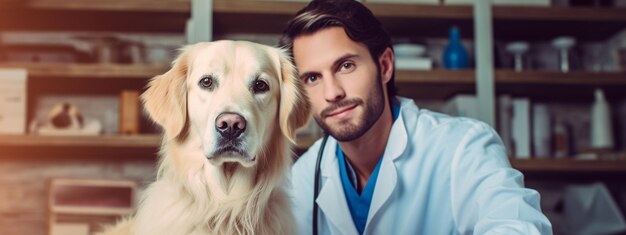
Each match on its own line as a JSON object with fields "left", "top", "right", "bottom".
{"left": 289, "top": 97, "right": 552, "bottom": 235}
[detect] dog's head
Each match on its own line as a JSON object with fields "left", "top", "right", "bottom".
{"left": 142, "top": 41, "right": 309, "bottom": 168}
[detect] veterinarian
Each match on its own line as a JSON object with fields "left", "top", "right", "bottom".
{"left": 279, "top": 0, "right": 553, "bottom": 234}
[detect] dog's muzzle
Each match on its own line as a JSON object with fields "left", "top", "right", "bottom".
{"left": 215, "top": 112, "right": 246, "bottom": 140}
{"left": 208, "top": 112, "right": 254, "bottom": 165}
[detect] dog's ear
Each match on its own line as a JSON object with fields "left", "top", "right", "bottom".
{"left": 141, "top": 47, "right": 190, "bottom": 141}
{"left": 278, "top": 51, "right": 311, "bottom": 144}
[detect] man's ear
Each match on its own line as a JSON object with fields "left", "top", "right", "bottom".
{"left": 141, "top": 47, "right": 190, "bottom": 141}
{"left": 277, "top": 50, "right": 311, "bottom": 144}
{"left": 379, "top": 47, "right": 394, "bottom": 84}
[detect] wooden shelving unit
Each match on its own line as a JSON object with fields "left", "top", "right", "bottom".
{"left": 0, "top": 0, "right": 623, "bottom": 172}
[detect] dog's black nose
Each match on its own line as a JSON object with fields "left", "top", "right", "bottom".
{"left": 215, "top": 112, "right": 246, "bottom": 139}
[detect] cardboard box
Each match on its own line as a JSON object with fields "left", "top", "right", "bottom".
{"left": 50, "top": 223, "right": 89, "bottom": 235}
{"left": 0, "top": 69, "right": 27, "bottom": 134}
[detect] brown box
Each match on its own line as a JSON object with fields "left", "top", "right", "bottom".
{"left": 119, "top": 90, "right": 140, "bottom": 135}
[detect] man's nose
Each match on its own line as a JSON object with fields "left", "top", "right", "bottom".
{"left": 323, "top": 75, "right": 346, "bottom": 102}
{"left": 215, "top": 112, "right": 247, "bottom": 140}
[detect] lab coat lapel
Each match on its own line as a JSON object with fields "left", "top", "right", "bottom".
{"left": 366, "top": 109, "right": 409, "bottom": 230}
{"left": 316, "top": 138, "right": 359, "bottom": 235}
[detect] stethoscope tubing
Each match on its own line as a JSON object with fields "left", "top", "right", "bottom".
{"left": 313, "top": 134, "right": 329, "bottom": 235}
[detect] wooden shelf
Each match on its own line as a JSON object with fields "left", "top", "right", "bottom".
{"left": 495, "top": 70, "right": 626, "bottom": 85}
{"left": 211, "top": 1, "right": 626, "bottom": 40}
{"left": 494, "top": 70, "right": 626, "bottom": 101}
{"left": 0, "top": 63, "right": 169, "bottom": 79}
{"left": 0, "top": 135, "right": 161, "bottom": 158}
{"left": 214, "top": 1, "right": 626, "bottom": 21}
{"left": 0, "top": 134, "right": 320, "bottom": 158}
{"left": 510, "top": 158, "right": 626, "bottom": 173}
{"left": 0, "top": 134, "right": 161, "bottom": 148}
{"left": 1, "top": 0, "right": 624, "bottom": 38}
{"left": 212, "top": 1, "right": 474, "bottom": 36}
{"left": 395, "top": 69, "right": 475, "bottom": 84}
{"left": 393, "top": 69, "right": 626, "bottom": 100}
{"left": 51, "top": 206, "right": 133, "bottom": 216}
{"left": 24, "top": 0, "right": 190, "bottom": 13}
{"left": 393, "top": 69, "right": 475, "bottom": 99}
{"left": 0, "top": 0, "right": 189, "bottom": 32}
{"left": 492, "top": 6, "right": 626, "bottom": 21}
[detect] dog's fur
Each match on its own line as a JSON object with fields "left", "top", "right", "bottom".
{"left": 100, "top": 40, "right": 309, "bottom": 235}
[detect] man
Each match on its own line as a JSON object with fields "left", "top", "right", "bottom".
{"left": 280, "top": 0, "right": 552, "bottom": 234}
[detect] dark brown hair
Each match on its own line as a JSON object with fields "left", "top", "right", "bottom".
{"left": 279, "top": 0, "right": 397, "bottom": 99}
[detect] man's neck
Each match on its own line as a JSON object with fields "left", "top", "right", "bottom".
{"left": 338, "top": 102, "right": 393, "bottom": 191}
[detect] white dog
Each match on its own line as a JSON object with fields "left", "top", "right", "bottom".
{"left": 100, "top": 40, "right": 310, "bottom": 235}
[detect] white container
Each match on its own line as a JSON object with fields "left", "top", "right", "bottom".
{"left": 532, "top": 104, "right": 551, "bottom": 157}
{"left": 590, "top": 89, "right": 614, "bottom": 149}
{"left": 512, "top": 98, "right": 531, "bottom": 158}
{"left": 0, "top": 69, "right": 28, "bottom": 134}
{"left": 395, "top": 57, "right": 433, "bottom": 70}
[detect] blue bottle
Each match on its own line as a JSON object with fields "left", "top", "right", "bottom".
{"left": 443, "top": 27, "right": 469, "bottom": 69}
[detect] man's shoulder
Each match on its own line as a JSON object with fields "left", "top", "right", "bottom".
{"left": 292, "top": 136, "right": 325, "bottom": 176}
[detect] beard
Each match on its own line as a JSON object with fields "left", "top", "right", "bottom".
{"left": 313, "top": 74, "right": 385, "bottom": 142}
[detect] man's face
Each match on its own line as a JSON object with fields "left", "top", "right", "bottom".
{"left": 292, "top": 27, "right": 387, "bottom": 141}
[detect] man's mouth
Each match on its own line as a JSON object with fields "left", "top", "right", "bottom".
{"left": 321, "top": 98, "right": 364, "bottom": 119}
{"left": 325, "top": 104, "right": 357, "bottom": 118}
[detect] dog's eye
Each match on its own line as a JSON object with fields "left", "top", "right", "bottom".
{"left": 252, "top": 80, "right": 269, "bottom": 93}
{"left": 199, "top": 76, "right": 214, "bottom": 89}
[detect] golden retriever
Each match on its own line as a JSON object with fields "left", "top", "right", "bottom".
{"left": 100, "top": 40, "right": 309, "bottom": 235}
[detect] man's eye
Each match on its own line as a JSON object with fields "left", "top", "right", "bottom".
{"left": 306, "top": 75, "right": 318, "bottom": 84}
{"left": 339, "top": 62, "right": 356, "bottom": 73}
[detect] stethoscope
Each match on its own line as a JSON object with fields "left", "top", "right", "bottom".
{"left": 313, "top": 134, "right": 329, "bottom": 235}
